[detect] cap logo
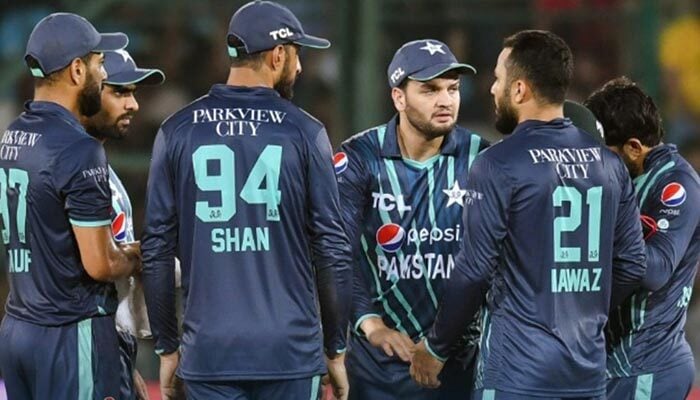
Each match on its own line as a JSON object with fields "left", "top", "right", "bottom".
{"left": 114, "top": 49, "right": 133, "bottom": 64}
{"left": 269, "top": 27, "right": 294, "bottom": 41}
{"left": 420, "top": 41, "right": 445, "bottom": 56}
{"left": 390, "top": 67, "right": 405, "bottom": 84}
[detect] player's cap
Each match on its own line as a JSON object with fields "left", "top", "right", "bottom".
{"left": 564, "top": 100, "right": 605, "bottom": 144}
{"left": 103, "top": 50, "right": 165, "bottom": 86}
{"left": 227, "top": 1, "right": 330, "bottom": 57}
{"left": 387, "top": 39, "right": 476, "bottom": 88}
{"left": 24, "top": 13, "right": 128, "bottom": 78}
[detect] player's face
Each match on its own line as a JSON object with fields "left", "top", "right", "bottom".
{"left": 274, "top": 45, "right": 301, "bottom": 100}
{"left": 402, "top": 76, "right": 461, "bottom": 139}
{"left": 491, "top": 48, "right": 519, "bottom": 135}
{"left": 85, "top": 84, "right": 139, "bottom": 141}
{"left": 78, "top": 53, "right": 106, "bottom": 118}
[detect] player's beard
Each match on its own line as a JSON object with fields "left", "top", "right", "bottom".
{"left": 78, "top": 69, "right": 103, "bottom": 118}
{"left": 494, "top": 86, "right": 519, "bottom": 135}
{"left": 404, "top": 101, "right": 456, "bottom": 140}
{"left": 274, "top": 56, "right": 296, "bottom": 100}
{"left": 85, "top": 112, "right": 133, "bottom": 141}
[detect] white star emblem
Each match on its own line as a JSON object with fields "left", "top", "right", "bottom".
{"left": 443, "top": 181, "right": 467, "bottom": 208}
{"left": 114, "top": 49, "right": 133, "bottom": 64}
{"left": 419, "top": 41, "right": 446, "bottom": 56}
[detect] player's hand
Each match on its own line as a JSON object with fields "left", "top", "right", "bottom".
{"left": 362, "top": 317, "right": 415, "bottom": 362}
{"left": 324, "top": 353, "right": 349, "bottom": 400}
{"left": 132, "top": 368, "right": 150, "bottom": 400}
{"left": 159, "top": 351, "right": 182, "bottom": 400}
{"left": 119, "top": 241, "right": 142, "bottom": 273}
{"left": 410, "top": 340, "right": 444, "bottom": 389}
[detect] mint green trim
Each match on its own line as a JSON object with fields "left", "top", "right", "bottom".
{"left": 408, "top": 63, "right": 477, "bottom": 82}
{"left": 402, "top": 155, "right": 440, "bottom": 170}
{"left": 633, "top": 172, "right": 650, "bottom": 195}
{"left": 97, "top": 305, "right": 107, "bottom": 315}
{"left": 423, "top": 339, "right": 447, "bottom": 362}
{"left": 468, "top": 136, "right": 481, "bottom": 171}
{"left": 334, "top": 348, "right": 347, "bottom": 354}
{"left": 616, "top": 309, "right": 632, "bottom": 375}
{"left": 427, "top": 163, "right": 437, "bottom": 225}
{"left": 69, "top": 218, "right": 111, "bottom": 227}
{"left": 78, "top": 319, "right": 94, "bottom": 400}
{"left": 292, "top": 40, "right": 331, "bottom": 50}
{"left": 309, "top": 375, "right": 321, "bottom": 400}
{"left": 639, "top": 161, "right": 675, "bottom": 205}
{"left": 154, "top": 348, "right": 165, "bottom": 355}
{"left": 105, "top": 69, "right": 165, "bottom": 86}
{"left": 635, "top": 373, "right": 653, "bottom": 400}
{"left": 30, "top": 67, "right": 45, "bottom": 78}
{"left": 411, "top": 219, "right": 438, "bottom": 309}
{"left": 376, "top": 167, "right": 423, "bottom": 334}
{"left": 228, "top": 46, "right": 239, "bottom": 58}
{"left": 377, "top": 125, "right": 387, "bottom": 150}
{"left": 447, "top": 156, "right": 455, "bottom": 188}
{"left": 361, "top": 235, "right": 406, "bottom": 333}
{"left": 353, "top": 313, "right": 382, "bottom": 336}
{"left": 482, "top": 389, "right": 496, "bottom": 400}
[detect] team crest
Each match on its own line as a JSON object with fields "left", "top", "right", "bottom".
{"left": 333, "top": 152, "right": 348, "bottom": 174}
{"left": 661, "top": 182, "right": 686, "bottom": 207}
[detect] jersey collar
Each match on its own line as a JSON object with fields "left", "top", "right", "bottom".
{"left": 24, "top": 100, "right": 84, "bottom": 132}
{"left": 380, "top": 114, "right": 459, "bottom": 158}
{"left": 510, "top": 117, "right": 572, "bottom": 137}
{"left": 209, "top": 84, "right": 281, "bottom": 99}
{"left": 643, "top": 143, "right": 676, "bottom": 172}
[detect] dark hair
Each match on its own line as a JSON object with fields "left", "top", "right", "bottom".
{"left": 584, "top": 77, "right": 662, "bottom": 147}
{"left": 27, "top": 53, "right": 94, "bottom": 87}
{"left": 227, "top": 36, "right": 267, "bottom": 68}
{"left": 502, "top": 30, "right": 573, "bottom": 105}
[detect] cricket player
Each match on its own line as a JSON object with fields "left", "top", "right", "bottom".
{"left": 585, "top": 77, "right": 700, "bottom": 399}
{"left": 410, "top": 30, "right": 647, "bottom": 399}
{"left": 336, "top": 39, "right": 487, "bottom": 399}
{"left": 0, "top": 13, "right": 141, "bottom": 400}
{"left": 141, "top": 1, "right": 352, "bottom": 399}
{"left": 81, "top": 49, "right": 165, "bottom": 400}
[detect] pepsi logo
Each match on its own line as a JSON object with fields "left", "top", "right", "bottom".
{"left": 333, "top": 152, "right": 348, "bottom": 174}
{"left": 112, "top": 212, "right": 127, "bottom": 242}
{"left": 376, "top": 223, "right": 405, "bottom": 253}
{"left": 661, "top": 182, "right": 686, "bottom": 207}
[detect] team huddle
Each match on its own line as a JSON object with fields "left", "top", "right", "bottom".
{"left": 0, "top": 1, "right": 698, "bottom": 400}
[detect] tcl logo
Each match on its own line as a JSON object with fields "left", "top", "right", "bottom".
{"left": 269, "top": 28, "right": 294, "bottom": 40}
{"left": 372, "top": 192, "right": 411, "bottom": 213}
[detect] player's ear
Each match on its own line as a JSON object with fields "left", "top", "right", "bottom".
{"left": 512, "top": 79, "right": 528, "bottom": 104}
{"left": 68, "top": 57, "right": 86, "bottom": 86}
{"left": 391, "top": 86, "right": 406, "bottom": 112}
{"left": 269, "top": 45, "right": 286, "bottom": 72}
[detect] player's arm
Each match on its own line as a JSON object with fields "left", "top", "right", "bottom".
{"left": 57, "top": 137, "right": 140, "bottom": 282}
{"left": 641, "top": 174, "right": 700, "bottom": 291}
{"left": 73, "top": 227, "right": 141, "bottom": 282}
{"left": 610, "top": 165, "right": 647, "bottom": 307}
{"left": 307, "top": 128, "right": 353, "bottom": 358}
{"left": 141, "top": 128, "right": 179, "bottom": 356}
{"left": 412, "top": 155, "right": 510, "bottom": 388}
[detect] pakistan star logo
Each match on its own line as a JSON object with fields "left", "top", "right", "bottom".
{"left": 419, "top": 41, "right": 446, "bottom": 56}
{"left": 443, "top": 181, "right": 467, "bottom": 208}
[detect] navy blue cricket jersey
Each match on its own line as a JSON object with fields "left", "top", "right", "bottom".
{"left": 336, "top": 116, "right": 486, "bottom": 354}
{"left": 1, "top": 101, "right": 115, "bottom": 326}
{"left": 607, "top": 144, "right": 700, "bottom": 378}
{"left": 427, "top": 118, "right": 647, "bottom": 397}
{"left": 141, "top": 85, "right": 352, "bottom": 381}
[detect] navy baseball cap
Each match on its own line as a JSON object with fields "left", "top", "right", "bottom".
{"left": 25, "top": 13, "right": 128, "bottom": 78}
{"left": 103, "top": 50, "right": 165, "bottom": 86}
{"left": 227, "top": 1, "right": 330, "bottom": 57}
{"left": 387, "top": 39, "right": 476, "bottom": 88}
